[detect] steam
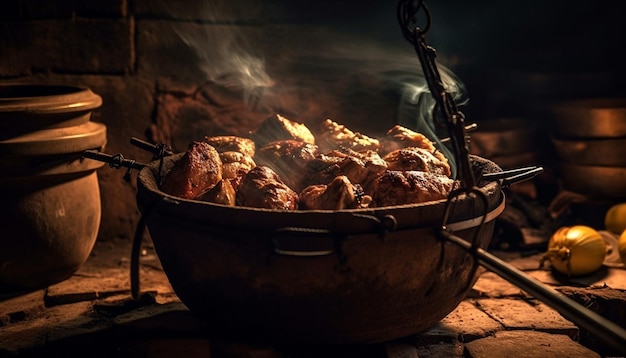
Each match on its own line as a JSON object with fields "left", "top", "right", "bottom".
{"left": 285, "top": 37, "right": 467, "bottom": 178}
{"left": 174, "top": 24, "right": 274, "bottom": 105}
{"left": 392, "top": 64, "right": 467, "bottom": 179}
{"left": 168, "top": 7, "right": 468, "bottom": 178}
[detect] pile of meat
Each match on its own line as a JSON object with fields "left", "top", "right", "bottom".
{"left": 159, "top": 114, "right": 457, "bottom": 210}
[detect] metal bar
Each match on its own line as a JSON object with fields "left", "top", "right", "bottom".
{"left": 130, "top": 137, "right": 174, "bottom": 157}
{"left": 480, "top": 166, "right": 545, "bottom": 187}
{"left": 482, "top": 166, "right": 540, "bottom": 180}
{"left": 439, "top": 123, "right": 478, "bottom": 143}
{"left": 411, "top": 30, "right": 475, "bottom": 189}
{"left": 441, "top": 229, "right": 626, "bottom": 354}
{"left": 501, "top": 167, "right": 545, "bottom": 187}
{"left": 82, "top": 150, "right": 146, "bottom": 170}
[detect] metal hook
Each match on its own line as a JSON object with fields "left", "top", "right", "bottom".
{"left": 397, "top": 0, "right": 431, "bottom": 42}
{"left": 399, "top": 2, "right": 475, "bottom": 189}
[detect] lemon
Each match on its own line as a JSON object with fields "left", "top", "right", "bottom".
{"left": 619, "top": 229, "right": 626, "bottom": 266}
{"left": 605, "top": 203, "right": 626, "bottom": 235}
{"left": 540, "top": 225, "right": 606, "bottom": 276}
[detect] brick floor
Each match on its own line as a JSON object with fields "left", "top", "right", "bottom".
{"left": 1, "top": 239, "right": 625, "bottom": 357}
{"left": 464, "top": 330, "right": 600, "bottom": 358}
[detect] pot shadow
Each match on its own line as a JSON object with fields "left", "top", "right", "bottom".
{"left": 0, "top": 287, "right": 42, "bottom": 301}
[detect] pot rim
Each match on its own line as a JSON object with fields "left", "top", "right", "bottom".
{"left": 0, "top": 83, "right": 102, "bottom": 115}
{"left": 136, "top": 154, "right": 504, "bottom": 235}
{"left": 0, "top": 121, "right": 107, "bottom": 156}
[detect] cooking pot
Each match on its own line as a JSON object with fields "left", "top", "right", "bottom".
{"left": 549, "top": 98, "right": 626, "bottom": 138}
{"left": 552, "top": 136, "right": 626, "bottom": 167}
{"left": 470, "top": 117, "right": 538, "bottom": 158}
{"left": 0, "top": 83, "right": 105, "bottom": 295}
{"left": 136, "top": 153, "right": 505, "bottom": 344}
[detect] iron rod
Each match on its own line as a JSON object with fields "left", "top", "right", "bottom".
{"left": 82, "top": 150, "right": 146, "bottom": 170}
{"left": 482, "top": 166, "right": 539, "bottom": 180}
{"left": 130, "top": 137, "right": 173, "bottom": 157}
{"left": 439, "top": 123, "right": 478, "bottom": 143}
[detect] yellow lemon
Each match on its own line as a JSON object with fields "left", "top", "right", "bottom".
{"left": 605, "top": 203, "right": 626, "bottom": 235}
{"left": 619, "top": 229, "right": 626, "bottom": 266}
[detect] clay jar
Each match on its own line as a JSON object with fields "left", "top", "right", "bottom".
{"left": 0, "top": 84, "right": 106, "bottom": 294}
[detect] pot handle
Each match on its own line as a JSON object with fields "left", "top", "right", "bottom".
{"left": 272, "top": 227, "right": 345, "bottom": 257}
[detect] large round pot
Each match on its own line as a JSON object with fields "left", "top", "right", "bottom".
{"left": 470, "top": 117, "right": 539, "bottom": 159}
{"left": 552, "top": 136, "right": 626, "bottom": 167}
{"left": 0, "top": 83, "right": 106, "bottom": 294}
{"left": 549, "top": 98, "right": 626, "bottom": 138}
{"left": 136, "top": 154, "right": 505, "bottom": 344}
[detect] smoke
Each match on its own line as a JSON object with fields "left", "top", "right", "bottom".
{"left": 167, "top": 3, "right": 468, "bottom": 178}
{"left": 284, "top": 35, "right": 466, "bottom": 177}
{"left": 392, "top": 64, "right": 467, "bottom": 179}
{"left": 174, "top": 24, "right": 274, "bottom": 105}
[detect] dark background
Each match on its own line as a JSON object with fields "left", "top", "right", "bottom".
{"left": 1, "top": 0, "right": 625, "bottom": 242}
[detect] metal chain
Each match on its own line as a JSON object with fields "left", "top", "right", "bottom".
{"left": 397, "top": 0, "right": 475, "bottom": 190}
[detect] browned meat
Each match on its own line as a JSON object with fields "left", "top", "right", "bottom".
{"left": 220, "top": 151, "right": 256, "bottom": 191}
{"left": 251, "top": 113, "right": 315, "bottom": 148}
{"left": 299, "top": 176, "right": 372, "bottom": 210}
{"left": 204, "top": 135, "right": 256, "bottom": 157}
{"left": 254, "top": 140, "right": 319, "bottom": 192}
{"left": 197, "top": 179, "right": 236, "bottom": 206}
{"left": 373, "top": 170, "right": 456, "bottom": 206}
{"left": 383, "top": 147, "right": 451, "bottom": 177}
{"left": 301, "top": 148, "right": 387, "bottom": 195}
{"left": 160, "top": 141, "right": 222, "bottom": 200}
{"left": 317, "top": 119, "right": 380, "bottom": 153}
{"left": 380, "top": 125, "right": 437, "bottom": 155}
{"left": 220, "top": 151, "right": 256, "bottom": 178}
{"left": 236, "top": 166, "right": 299, "bottom": 210}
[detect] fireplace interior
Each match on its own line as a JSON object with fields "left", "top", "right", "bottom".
{"left": 1, "top": 0, "right": 626, "bottom": 357}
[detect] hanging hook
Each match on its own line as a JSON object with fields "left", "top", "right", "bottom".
{"left": 398, "top": 0, "right": 475, "bottom": 190}
{"left": 397, "top": 0, "right": 431, "bottom": 43}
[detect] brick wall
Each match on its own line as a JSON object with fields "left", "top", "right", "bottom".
{"left": 1, "top": 0, "right": 624, "bottom": 242}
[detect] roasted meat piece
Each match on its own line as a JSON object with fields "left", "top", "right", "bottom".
{"left": 383, "top": 146, "right": 451, "bottom": 177}
{"left": 204, "top": 135, "right": 256, "bottom": 157}
{"left": 220, "top": 151, "right": 256, "bottom": 190}
{"left": 251, "top": 113, "right": 315, "bottom": 148}
{"left": 160, "top": 141, "right": 222, "bottom": 200}
{"left": 380, "top": 125, "right": 437, "bottom": 155}
{"left": 373, "top": 170, "right": 456, "bottom": 206}
{"left": 301, "top": 148, "right": 387, "bottom": 195}
{"left": 317, "top": 119, "right": 380, "bottom": 153}
{"left": 236, "top": 166, "right": 299, "bottom": 210}
{"left": 198, "top": 179, "right": 236, "bottom": 206}
{"left": 220, "top": 151, "right": 256, "bottom": 179}
{"left": 299, "top": 176, "right": 371, "bottom": 210}
{"left": 254, "top": 140, "right": 319, "bottom": 192}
